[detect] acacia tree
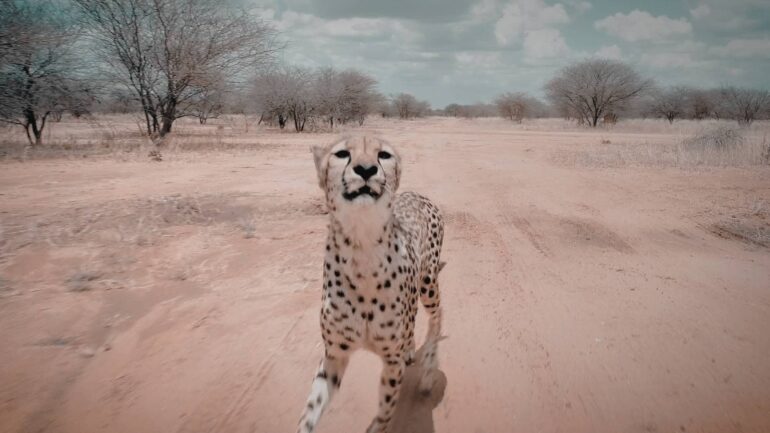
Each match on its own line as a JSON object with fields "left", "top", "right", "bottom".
{"left": 313, "top": 67, "right": 343, "bottom": 129}
{"left": 648, "top": 86, "right": 688, "bottom": 123}
{"left": 545, "top": 58, "right": 652, "bottom": 127}
{"left": 0, "top": 0, "right": 93, "bottom": 145}
{"left": 312, "top": 68, "right": 378, "bottom": 128}
{"left": 392, "top": 93, "right": 430, "bottom": 119}
{"left": 190, "top": 74, "right": 226, "bottom": 124}
{"left": 336, "top": 70, "right": 378, "bottom": 126}
{"left": 719, "top": 86, "right": 770, "bottom": 125}
{"left": 253, "top": 66, "right": 314, "bottom": 132}
{"left": 494, "top": 92, "right": 541, "bottom": 123}
{"left": 679, "top": 87, "right": 716, "bottom": 120}
{"left": 254, "top": 66, "right": 379, "bottom": 132}
{"left": 75, "top": 0, "right": 278, "bottom": 136}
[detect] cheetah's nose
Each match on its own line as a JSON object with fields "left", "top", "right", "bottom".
{"left": 353, "top": 165, "right": 378, "bottom": 181}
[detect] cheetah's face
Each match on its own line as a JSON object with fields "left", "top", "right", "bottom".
{"left": 312, "top": 136, "right": 401, "bottom": 207}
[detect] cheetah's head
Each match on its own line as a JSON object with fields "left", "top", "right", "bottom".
{"left": 311, "top": 136, "right": 401, "bottom": 210}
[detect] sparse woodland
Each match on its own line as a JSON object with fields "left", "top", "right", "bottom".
{"left": 1, "top": 0, "right": 769, "bottom": 148}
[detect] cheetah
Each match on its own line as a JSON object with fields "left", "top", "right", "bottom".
{"left": 297, "top": 136, "right": 445, "bottom": 433}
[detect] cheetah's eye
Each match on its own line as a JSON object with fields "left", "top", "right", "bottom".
{"left": 334, "top": 150, "right": 350, "bottom": 159}
{"left": 378, "top": 151, "right": 392, "bottom": 160}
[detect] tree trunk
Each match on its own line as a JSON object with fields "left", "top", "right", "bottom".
{"left": 23, "top": 107, "right": 44, "bottom": 146}
{"left": 160, "top": 100, "right": 176, "bottom": 137}
{"left": 140, "top": 90, "right": 158, "bottom": 135}
{"left": 160, "top": 115, "right": 173, "bottom": 136}
{"left": 293, "top": 112, "right": 304, "bottom": 132}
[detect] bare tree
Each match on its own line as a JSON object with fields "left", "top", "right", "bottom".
{"left": 253, "top": 69, "right": 289, "bottom": 128}
{"left": 313, "top": 67, "right": 343, "bottom": 129}
{"left": 75, "top": 0, "right": 278, "bottom": 136}
{"left": 254, "top": 66, "right": 379, "bottom": 132}
{"left": 253, "top": 66, "right": 314, "bottom": 132}
{"left": 391, "top": 93, "right": 430, "bottom": 119}
{"left": 647, "top": 86, "right": 688, "bottom": 124}
{"left": 336, "top": 69, "right": 378, "bottom": 126}
{"left": 191, "top": 89, "right": 225, "bottom": 125}
{"left": 719, "top": 86, "right": 770, "bottom": 125}
{"left": 495, "top": 92, "right": 544, "bottom": 123}
{"left": 545, "top": 58, "right": 652, "bottom": 127}
{"left": 0, "top": 0, "right": 94, "bottom": 145}
{"left": 190, "top": 74, "right": 227, "bottom": 124}
{"left": 442, "top": 103, "right": 498, "bottom": 118}
{"left": 444, "top": 103, "right": 462, "bottom": 117}
{"left": 677, "top": 87, "right": 716, "bottom": 120}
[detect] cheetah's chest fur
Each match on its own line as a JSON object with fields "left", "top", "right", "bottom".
{"left": 319, "top": 224, "right": 420, "bottom": 356}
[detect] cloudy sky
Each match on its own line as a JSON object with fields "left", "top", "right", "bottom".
{"left": 249, "top": 0, "right": 770, "bottom": 107}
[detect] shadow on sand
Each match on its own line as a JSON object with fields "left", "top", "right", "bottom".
{"left": 388, "top": 347, "right": 448, "bottom": 433}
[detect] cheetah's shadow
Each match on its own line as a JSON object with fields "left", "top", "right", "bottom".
{"left": 388, "top": 347, "right": 447, "bottom": 433}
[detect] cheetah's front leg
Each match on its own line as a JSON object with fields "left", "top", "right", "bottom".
{"left": 366, "top": 357, "right": 405, "bottom": 433}
{"left": 297, "top": 351, "right": 348, "bottom": 433}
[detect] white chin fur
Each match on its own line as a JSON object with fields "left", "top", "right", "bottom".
{"left": 351, "top": 195, "right": 376, "bottom": 204}
{"left": 336, "top": 192, "right": 390, "bottom": 247}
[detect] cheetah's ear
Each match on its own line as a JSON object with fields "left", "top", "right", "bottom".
{"left": 311, "top": 144, "right": 328, "bottom": 189}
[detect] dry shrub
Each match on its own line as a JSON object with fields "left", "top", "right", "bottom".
{"left": 682, "top": 126, "right": 743, "bottom": 150}
{"left": 675, "top": 127, "right": 768, "bottom": 166}
{"left": 555, "top": 124, "right": 770, "bottom": 168}
{"left": 66, "top": 270, "right": 103, "bottom": 292}
{"left": 711, "top": 198, "right": 770, "bottom": 249}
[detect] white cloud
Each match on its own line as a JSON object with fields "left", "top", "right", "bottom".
{"left": 595, "top": 44, "right": 622, "bottom": 60}
{"left": 710, "top": 38, "right": 770, "bottom": 59}
{"left": 277, "top": 11, "right": 418, "bottom": 41}
{"left": 523, "top": 28, "right": 570, "bottom": 59}
{"left": 577, "top": 1, "right": 592, "bottom": 12}
{"left": 689, "top": 4, "right": 711, "bottom": 19}
{"left": 640, "top": 52, "right": 700, "bottom": 69}
{"left": 455, "top": 51, "right": 502, "bottom": 69}
{"left": 494, "top": 0, "right": 570, "bottom": 46}
{"left": 566, "top": 0, "right": 592, "bottom": 13}
{"left": 470, "top": 0, "right": 499, "bottom": 22}
{"left": 684, "top": 0, "right": 768, "bottom": 31}
{"left": 594, "top": 10, "right": 692, "bottom": 42}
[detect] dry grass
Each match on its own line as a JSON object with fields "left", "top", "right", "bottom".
{"left": 709, "top": 197, "right": 770, "bottom": 248}
{"left": 553, "top": 123, "right": 770, "bottom": 168}
{"left": 3, "top": 114, "right": 769, "bottom": 170}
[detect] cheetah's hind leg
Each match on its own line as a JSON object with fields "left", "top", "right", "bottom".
{"left": 417, "top": 263, "right": 444, "bottom": 395}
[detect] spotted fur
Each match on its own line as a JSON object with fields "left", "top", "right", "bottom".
{"left": 297, "top": 136, "right": 445, "bottom": 433}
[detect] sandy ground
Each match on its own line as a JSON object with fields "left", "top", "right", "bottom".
{"left": 1, "top": 117, "right": 769, "bottom": 433}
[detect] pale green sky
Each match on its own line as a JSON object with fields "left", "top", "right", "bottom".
{"left": 250, "top": 0, "right": 770, "bottom": 106}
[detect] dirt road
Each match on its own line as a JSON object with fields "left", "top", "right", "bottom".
{"left": 1, "top": 118, "right": 769, "bottom": 433}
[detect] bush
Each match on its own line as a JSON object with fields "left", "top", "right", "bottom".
{"left": 683, "top": 126, "right": 744, "bottom": 150}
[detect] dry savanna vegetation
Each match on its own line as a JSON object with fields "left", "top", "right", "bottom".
{"left": 1, "top": 1, "right": 770, "bottom": 433}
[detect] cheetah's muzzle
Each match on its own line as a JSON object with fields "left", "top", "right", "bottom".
{"left": 342, "top": 185, "right": 380, "bottom": 201}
